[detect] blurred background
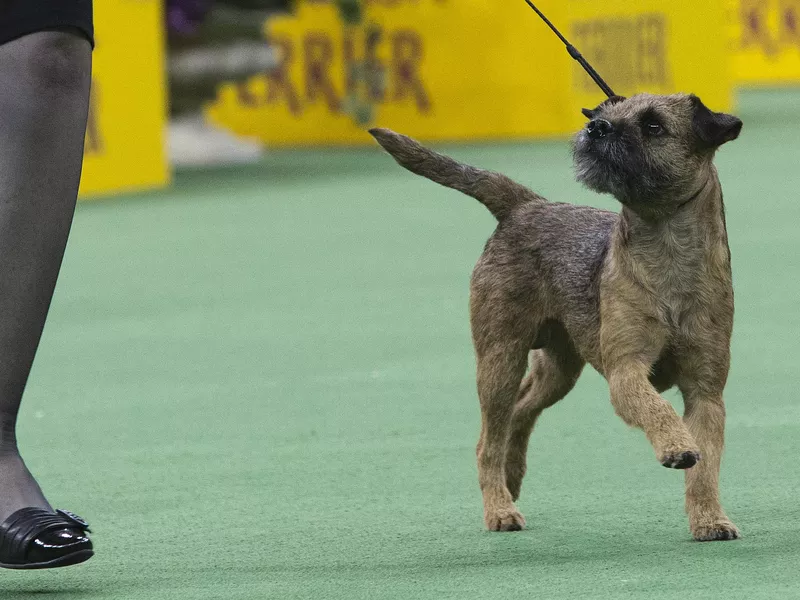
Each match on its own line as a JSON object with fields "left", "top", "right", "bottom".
{"left": 10, "top": 1, "right": 800, "bottom": 599}
{"left": 79, "top": 0, "right": 800, "bottom": 194}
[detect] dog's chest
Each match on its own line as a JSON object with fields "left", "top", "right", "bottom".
{"left": 632, "top": 226, "right": 731, "bottom": 334}
{"left": 648, "top": 256, "right": 704, "bottom": 325}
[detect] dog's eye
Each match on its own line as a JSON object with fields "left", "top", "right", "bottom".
{"left": 644, "top": 121, "right": 665, "bottom": 136}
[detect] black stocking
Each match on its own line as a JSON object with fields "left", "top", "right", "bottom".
{"left": 0, "top": 30, "right": 91, "bottom": 523}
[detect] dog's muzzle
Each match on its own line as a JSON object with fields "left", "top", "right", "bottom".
{"left": 586, "top": 119, "right": 614, "bottom": 140}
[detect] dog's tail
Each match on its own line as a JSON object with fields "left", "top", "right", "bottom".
{"left": 369, "top": 128, "right": 544, "bottom": 221}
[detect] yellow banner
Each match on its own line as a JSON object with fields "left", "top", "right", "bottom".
{"left": 732, "top": 0, "right": 800, "bottom": 83}
{"left": 567, "top": 0, "right": 734, "bottom": 130}
{"left": 79, "top": 0, "right": 170, "bottom": 198}
{"left": 208, "top": 0, "right": 573, "bottom": 145}
{"left": 207, "top": 0, "right": 734, "bottom": 146}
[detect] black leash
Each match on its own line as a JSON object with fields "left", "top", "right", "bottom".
{"left": 523, "top": 0, "right": 616, "bottom": 98}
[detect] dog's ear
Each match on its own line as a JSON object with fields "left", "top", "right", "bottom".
{"left": 581, "top": 96, "right": 627, "bottom": 120}
{"left": 690, "top": 95, "right": 742, "bottom": 149}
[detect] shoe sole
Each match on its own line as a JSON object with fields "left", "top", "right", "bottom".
{"left": 0, "top": 549, "right": 94, "bottom": 570}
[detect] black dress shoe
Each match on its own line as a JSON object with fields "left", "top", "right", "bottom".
{"left": 0, "top": 508, "right": 93, "bottom": 569}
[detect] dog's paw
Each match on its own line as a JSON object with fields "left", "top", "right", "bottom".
{"left": 484, "top": 507, "right": 526, "bottom": 532}
{"left": 691, "top": 520, "right": 740, "bottom": 542}
{"left": 659, "top": 450, "right": 701, "bottom": 469}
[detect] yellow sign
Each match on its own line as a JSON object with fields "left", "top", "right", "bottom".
{"left": 208, "top": 0, "right": 734, "bottom": 146}
{"left": 208, "top": 0, "right": 573, "bottom": 145}
{"left": 567, "top": 0, "right": 734, "bottom": 129}
{"left": 732, "top": 0, "right": 800, "bottom": 83}
{"left": 79, "top": 0, "right": 170, "bottom": 198}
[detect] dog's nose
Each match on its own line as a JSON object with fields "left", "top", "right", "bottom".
{"left": 587, "top": 119, "right": 614, "bottom": 140}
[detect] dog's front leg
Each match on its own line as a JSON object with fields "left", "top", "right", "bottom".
{"left": 606, "top": 361, "right": 700, "bottom": 468}
{"left": 679, "top": 379, "right": 739, "bottom": 541}
{"left": 601, "top": 305, "right": 700, "bottom": 467}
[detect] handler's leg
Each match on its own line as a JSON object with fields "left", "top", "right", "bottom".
{"left": 0, "top": 30, "right": 91, "bottom": 525}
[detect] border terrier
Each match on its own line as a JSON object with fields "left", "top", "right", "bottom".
{"left": 369, "top": 92, "right": 742, "bottom": 541}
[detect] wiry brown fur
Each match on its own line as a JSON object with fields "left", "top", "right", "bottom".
{"left": 369, "top": 92, "right": 743, "bottom": 542}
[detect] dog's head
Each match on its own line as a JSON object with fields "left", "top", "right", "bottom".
{"left": 572, "top": 93, "right": 742, "bottom": 215}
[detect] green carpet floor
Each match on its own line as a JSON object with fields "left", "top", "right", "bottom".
{"left": 3, "top": 89, "right": 800, "bottom": 599}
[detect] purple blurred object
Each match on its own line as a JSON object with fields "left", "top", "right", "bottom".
{"left": 167, "top": 0, "right": 213, "bottom": 36}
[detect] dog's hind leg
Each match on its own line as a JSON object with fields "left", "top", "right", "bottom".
{"left": 471, "top": 288, "right": 534, "bottom": 531}
{"left": 474, "top": 339, "right": 529, "bottom": 531}
{"left": 505, "top": 331, "right": 585, "bottom": 501}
